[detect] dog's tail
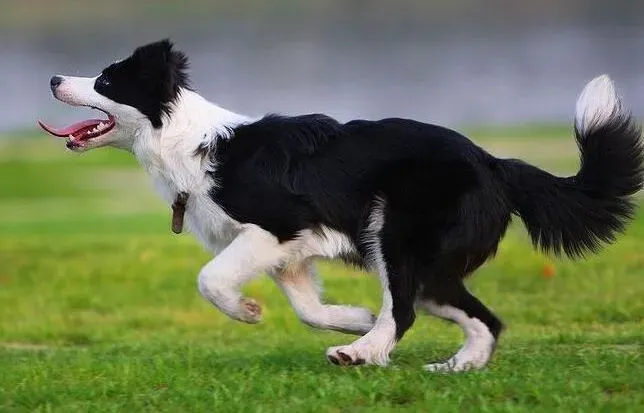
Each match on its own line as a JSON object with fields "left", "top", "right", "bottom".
{"left": 497, "top": 75, "right": 644, "bottom": 258}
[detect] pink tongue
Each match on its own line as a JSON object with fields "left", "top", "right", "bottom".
{"left": 38, "top": 119, "right": 103, "bottom": 138}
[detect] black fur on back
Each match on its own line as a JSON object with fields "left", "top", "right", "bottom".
{"left": 208, "top": 115, "right": 496, "bottom": 254}
{"left": 94, "top": 39, "right": 190, "bottom": 128}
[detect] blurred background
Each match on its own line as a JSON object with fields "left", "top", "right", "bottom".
{"left": 1, "top": 0, "right": 643, "bottom": 132}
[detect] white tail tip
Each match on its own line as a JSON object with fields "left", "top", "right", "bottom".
{"left": 575, "top": 74, "right": 624, "bottom": 135}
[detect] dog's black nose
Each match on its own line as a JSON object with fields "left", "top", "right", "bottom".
{"left": 50, "top": 76, "right": 63, "bottom": 92}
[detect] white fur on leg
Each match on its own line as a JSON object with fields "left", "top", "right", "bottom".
{"left": 326, "top": 198, "right": 397, "bottom": 366}
{"left": 197, "top": 224, "right": 289, "bottom": 323}
{"left": 575, "top": 74, "right": 623, "bottom": 136}
{"left": 422, "top": 301, "right": 496, "bottom": 372}
{"left": 272, "top": 261, "right": 375, "bottom": 335}
{"left": 326, "top": 288, "right": 396, "bottom": 366}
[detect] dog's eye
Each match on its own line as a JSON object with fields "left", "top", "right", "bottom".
{"left": 96, "top": 75, "right": 111, "bottom": 88}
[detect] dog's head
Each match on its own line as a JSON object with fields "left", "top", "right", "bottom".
{"left": 39, "top": 39, "right": 190, "bottom": 151}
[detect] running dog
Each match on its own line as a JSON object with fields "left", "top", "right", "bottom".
{"left": 39, "top": 40, "right": 643, "bottom": 371}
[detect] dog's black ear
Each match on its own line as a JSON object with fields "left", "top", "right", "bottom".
{"left": 132, "top": 39, "right": 191, "bottom": 101}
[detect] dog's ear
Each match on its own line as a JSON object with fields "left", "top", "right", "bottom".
{"left": 132, "top": 39, "right": 190, "bottom": 101}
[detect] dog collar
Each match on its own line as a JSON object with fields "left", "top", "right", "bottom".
{"left": 171, "top": 192, "right": 190, "bottom": 234}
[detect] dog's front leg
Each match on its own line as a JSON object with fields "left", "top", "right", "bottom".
{"left": 271, "top": 260, "right": 376, "bottom": 335}
{"left": 197, "top": 224, "right": 288, "bottom": 323}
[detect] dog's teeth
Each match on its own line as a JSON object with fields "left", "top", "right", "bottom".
{"left": 93, "top": 122, "right": 107, "bottom": 132}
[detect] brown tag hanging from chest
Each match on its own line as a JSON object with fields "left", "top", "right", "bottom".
{"left": 171, "top": 192, "right": 190, "bottom": 234}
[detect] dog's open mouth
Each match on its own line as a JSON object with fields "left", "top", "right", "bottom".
{"left": 38, "top": 107, "right": 115, "bottom": 149}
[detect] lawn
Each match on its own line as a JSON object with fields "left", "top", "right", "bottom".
{"left": 0, "top": 129, "right": 642, "bottom": 412}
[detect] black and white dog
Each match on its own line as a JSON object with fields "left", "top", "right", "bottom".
{"left": 40, "top": 40, "right": 643, "bottom": 371}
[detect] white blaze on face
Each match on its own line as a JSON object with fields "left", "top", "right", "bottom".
{"left": 39, "top": 75, "right": 151, "bottom": 151}
{"left": 57, "top": 75, "right": 149, "bottom": 123}
{"left": 53, "top": 76, "right": 101, "bottom": 107}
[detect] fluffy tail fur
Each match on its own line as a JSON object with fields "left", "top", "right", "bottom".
{"left": 498, "top": 75, "right": 644, "bottom": 258}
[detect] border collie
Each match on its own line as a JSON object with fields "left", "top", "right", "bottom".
{"left": 39, "top": 40, "right": 643, "bottom": 371}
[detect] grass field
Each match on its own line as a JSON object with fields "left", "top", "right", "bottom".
{"left": 0, "top": 128, "right": 642, "bottom": 412}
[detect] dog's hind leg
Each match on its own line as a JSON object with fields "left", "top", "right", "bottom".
{"left": 271, "top": 260, "right": 376, "bottom": 335}
{"left": 418, "top": 280, "right": 504, "bottom": 372}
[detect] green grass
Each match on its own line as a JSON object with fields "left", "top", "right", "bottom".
{"left": 0, "top": 131, "right": 642, "bottom": 412}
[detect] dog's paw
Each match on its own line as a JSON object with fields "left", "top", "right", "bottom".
{"left": 326, "top": 345, "right": 366, "bottom": 366}
{"left": 425, "top": 328, "right": 495, "bottom": 372}
{"left": 325, "top": 343, "right": 392, "bottom": 367}
{"left": 423, "top": 353, "right": 488, "bottom": 373}
{"left": 238, "top": 297, "right": 262, "bottom": 323}
{"left": 424, "top": 359, "right": 464, "bottom": 373}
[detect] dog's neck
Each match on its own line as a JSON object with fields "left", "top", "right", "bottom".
{"left": 130, "top": 89, "right": 249, "bottom": 202}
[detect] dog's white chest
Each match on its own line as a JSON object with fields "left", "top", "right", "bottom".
{"left": 136, "top": 146, "right": 241, "bottom": 254}
{"left": 183, "top": 193, "right": 241, "bottom": 253}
